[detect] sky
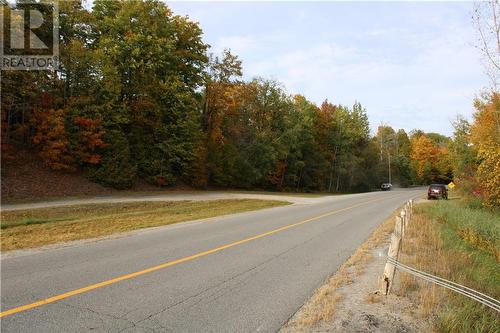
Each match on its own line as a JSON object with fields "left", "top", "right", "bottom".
{"left": 166, "top": 1, "right": 489, "bottom": 136}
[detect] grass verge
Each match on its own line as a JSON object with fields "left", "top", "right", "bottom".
{"left": 0, "top": 199, "right": 288, "bottom": 251}
{"left": 396, "top": 199, "right": 499, "bottom": 333}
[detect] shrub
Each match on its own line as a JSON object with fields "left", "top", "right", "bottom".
{"left": 88, "top": 129, "right": 137, "bottom": 189}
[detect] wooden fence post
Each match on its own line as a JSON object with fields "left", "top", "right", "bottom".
{"left": 401, "top": 209, "right": 407, "bottom": 231}
{"left": 379, "top": 201, "right": 414, "bottom": 295}
{"left": 395, "top": 216, "right": 403, "bottom": 238}
{"left": 380, "top": 232, "right": 401, "bottom": 295}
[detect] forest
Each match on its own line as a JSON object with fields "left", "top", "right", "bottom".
{"left": 1, "top": 1, "right": 498, "bottom": 207}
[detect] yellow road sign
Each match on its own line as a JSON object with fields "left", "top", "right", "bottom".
{"left": 448, "top": 182, "right": 455, "bottom": 189}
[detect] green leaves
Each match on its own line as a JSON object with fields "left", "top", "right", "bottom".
{"left": 3, "top": 0, "right": 460, "bottom": 194}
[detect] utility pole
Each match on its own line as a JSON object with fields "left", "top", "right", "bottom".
{"left": 388, "top": 151, "right": 392, "bottom": 184}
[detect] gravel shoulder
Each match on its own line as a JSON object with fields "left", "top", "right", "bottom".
{"left": 282, "top": 200, "right": 430, "bottom": 333}
{"left": 295, "top": 245, "right": 429, "bottom": 333}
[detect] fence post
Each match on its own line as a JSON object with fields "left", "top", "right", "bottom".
{"left": 395, "top": 216, "right": 403, "bottom": 238}
{"left": 379, "top": 201, "right": 414, "bottom": 295}
{"left": 380, "top": 232, "right": 401, "bottom": 295}
{"left": 397, "top": 214, "right": 404, "bottom": 252}
{"left": 401, "top": 209, "right": 407, "bottom": 231}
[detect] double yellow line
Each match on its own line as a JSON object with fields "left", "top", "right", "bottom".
{"left": 0, "top": 194, "right": 402, "bottom": 318}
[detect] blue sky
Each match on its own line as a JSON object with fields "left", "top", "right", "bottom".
{"left": 167, "top": 1, "right": 488, "bottom": 136}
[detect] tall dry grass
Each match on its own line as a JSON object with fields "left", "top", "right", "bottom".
{"left": 395, "top": 200, "right": 499, "bottom": 333}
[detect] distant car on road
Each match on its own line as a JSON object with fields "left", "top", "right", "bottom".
{"left": 381, "top": 183, "right": 392, "bottom": 191}
{"left": 427, "top": 184, "right": 448, "bottom": 200}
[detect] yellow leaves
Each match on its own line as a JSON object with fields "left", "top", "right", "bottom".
{"left": 457, "top": 228, "right": 500, "bottom": 261}
{"left": 470, "top": 92, "right": 500, "bottom": 207}
{"left": 409, "top": 133, "right": 452, "bottom": 184}
{"left": 410, "top": 135, "right": 440, "bottom": 181}
{"left": 206, "top": 82, "right": 246, "bottom": 144}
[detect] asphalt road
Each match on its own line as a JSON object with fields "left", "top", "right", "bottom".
{"left": 1, "top": 188, "right": 424, "bottom": 332}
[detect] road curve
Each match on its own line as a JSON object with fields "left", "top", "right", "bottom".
{"left": 1, "top": 189, "right": 424, "bottom": 332}
{"left": 1, "top": 192, "right": 322, "bottom": 211}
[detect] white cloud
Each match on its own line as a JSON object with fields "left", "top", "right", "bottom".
{"left": 169, "top": 1, "right": 487, "bottom": 135}
{"left": 218, "top": 24, "right": 485, "bottom": 135}
{"left": 216, "top": 35, "right": 257, "bottom": 54}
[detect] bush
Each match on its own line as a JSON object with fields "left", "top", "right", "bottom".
{"left": 88, "top": 129, "right": 137, "bottom": 189}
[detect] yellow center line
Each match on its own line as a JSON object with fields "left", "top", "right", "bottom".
{"left": 0, "top": 193, "right": 408, "bottom": 318}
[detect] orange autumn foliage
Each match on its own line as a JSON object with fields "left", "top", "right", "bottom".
{"left": 32, "top": 109, "right": 106, "bottom": 171}
{"left": 73, "top": 116, "right": 106, "bottom": 165}
{"left": 471, "top": 92, "right": 500, "bottom": 207}
{"left": 32, "top": 109, "right": 75, "bottom": 171}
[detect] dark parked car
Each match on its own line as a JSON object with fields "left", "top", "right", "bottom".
{"left": 381, "top": 183, "right": 392, "bottom": 191}
{"left": 427, "top": 184, "right": 448, "bottom": 200}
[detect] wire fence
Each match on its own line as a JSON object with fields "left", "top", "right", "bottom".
{"left": 379, "top": 199, "right": 500, "bottom": 313}
{"left": 386, "top": 257, "right": 500, "bottom": 312}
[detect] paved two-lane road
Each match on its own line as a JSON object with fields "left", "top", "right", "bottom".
{"left": 1, "top": 189, "right": 424, "bottom": 332}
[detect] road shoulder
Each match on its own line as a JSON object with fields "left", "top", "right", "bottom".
{"left": 281, "top": 205, "right": 429, "bottom": 333}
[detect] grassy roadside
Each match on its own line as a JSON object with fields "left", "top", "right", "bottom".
{"left": 0, "top": 199, "right": 288, "bottom": 251}
{"left": 396, "top": 199, "right": 499, "bottom": 332}
{"left": 0, "top": 190, "right": 199, "bottom": 205}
